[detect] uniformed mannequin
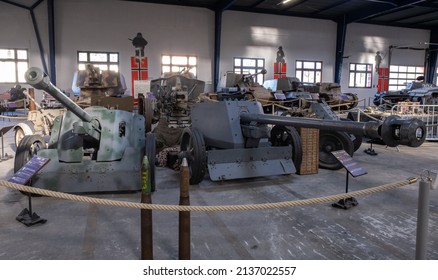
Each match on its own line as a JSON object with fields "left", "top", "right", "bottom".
{"left": 375, "top": 51, "right": 382, "bottom": 73}
{"left": 130, "top": 32, "right": 148, "bottom": 58}
{"left": 276, "top": 46, "right": 285, "bottom": 64}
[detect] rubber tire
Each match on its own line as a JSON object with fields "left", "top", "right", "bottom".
{"left": 14, "top": 127, "right": 26, "bottom": 148}
{"left": 14, "top": 135, "right": 47, "bottom": 196}
{"left": 340, "top": 118, "right": 363, "bottom": 152}
{"left": 319, "top": 130, "right": 354, "bottom": 170}
{"left": 180, "top": 128, "right": 207, "bottom": 185}
{"left": 269, "top": 125, "right": 303, "bottom": 171}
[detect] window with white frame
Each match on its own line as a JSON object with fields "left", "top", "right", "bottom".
{"left": 349, "top": 63, "right": 372, "bottom": 88}
{"left": 77, "top": 51, "right": 119, "bottom": 72}
{"left": 0, "top": 48, "right": 28, "bottom": 83}
{"left": 161, "top": 54, "right": 197, "bottom": 77}
{"left": 233, "top": 57, "right": 265, "bottom": 84}
{"left": 389, "top": 65, "right": 424, "bottom": 91}
{"left": 295, "top": 60, "right": 322, "bottom": 83}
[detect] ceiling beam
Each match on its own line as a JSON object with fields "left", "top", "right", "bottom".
{"left": 215, "top": 0, "right": 238, "bottom": 11}
{"left": 409, "top": 15, "right": 438, "bottom": 25}
{"left": 379, "top": 8, "right": 437, "bottom": 22}
{"left": 0, "top": 0, "right": 30, "bottom": 10}
{"left": 311, "top": 0, "right": 350, "bottom": 15}
{"left": 346, "top": 0, "right": 428, "bottom": 23}
{"left": 250, "top": 0, "right": 266, "bottom": 9}
{"left": 31, "top": 0, "right": 44, "bottom": 10}
{"left": 121, "top": 0, "right": 215, "bottom": 10}
{"left": 281, "top": 0, "right": 309, "bottom": 12}
{"left": 230, "top": 6, "right": 333, "bottom": 21}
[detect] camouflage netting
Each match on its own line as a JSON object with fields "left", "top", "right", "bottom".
{"left": 153, "top": 118, "right": 184, "bottom": 149}
{"left": 153, "top": 118, "right": 183, "bottom": 169}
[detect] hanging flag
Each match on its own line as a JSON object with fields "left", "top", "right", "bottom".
{"left": 274, "top": 62, "right": 287, "bottom": 79}
{"left": 131, "top": 56, "right": 149, "bottom": 101}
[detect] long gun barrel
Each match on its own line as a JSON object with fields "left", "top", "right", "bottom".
{"left": 25, "top": 67, "right": 93, "bottom": 123}
{"left": 240, "top": 112, "right": 426, "bottom": 147}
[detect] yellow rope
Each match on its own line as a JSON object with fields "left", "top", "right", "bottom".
{"left": 0, "top": 177, "right": 418, "bottom": 212}
{"left": 0, "top": 115, "right": 27, "bottom": 120}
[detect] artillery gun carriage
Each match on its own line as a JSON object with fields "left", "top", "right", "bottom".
{"left": 179, "top": 100, "right": 426, "bottom": 184}
{"left": 15, "top": 67, "right": 155, "bottom": 193}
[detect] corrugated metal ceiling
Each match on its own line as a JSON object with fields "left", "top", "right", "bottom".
{"left": 126, "top": 0, "right": 438, "bottom": 29}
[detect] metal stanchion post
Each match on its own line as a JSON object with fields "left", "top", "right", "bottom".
{"left": 415, "top": 177, "right": 432, "bottom": 260}
{"left": 179, "top": 158, "right": 191, "bottom": 260}
{"left": 141, "top": 155, "right": 153, "bottom": 260}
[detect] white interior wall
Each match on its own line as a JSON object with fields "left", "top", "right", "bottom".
{"left": 220, "top": 11, "right": 337, "bottom": 83}
{"left": 55, "top": 0, "right": 214, "bottom": 95}
{"left": 342, "top": 23, "right": 430, "bottom": 103}
{"left": 0, "top": 1, "right": 433, "bottom": 104}
{"left": 0, "top": 1, "right": 48, "bottom": 94}
{"left": 0, "top": 0, "right": 215, "bottom": 98}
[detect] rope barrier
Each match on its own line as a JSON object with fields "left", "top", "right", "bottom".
{"left": 0, "top": 177, "right": 418, "bottom": 212}
{"left": 0, "top": 115, "right": 27, "bottom": 120}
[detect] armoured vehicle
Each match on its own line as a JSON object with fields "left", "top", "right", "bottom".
{"left": 408, "top": 85, "right": 438, "bottom": 105}
{"left": 0, "top": 85, "right": 27, "bottom": 113}
{"left": 216, "top": 70, "right": 271, "bottom": 101}
{"left": 317, "top": 82, "right": 358, "bottom": 110}
{"left": 179, "top": 100, "right": 426, "bottom": 184}
{"left": 72, "top": 64, "right": 129, "bottom": 107}
{"left": 15, "top": 67, "right": 155, "bottom": 193}
{"left": 373, "top": 77, "right": 438, "bottom": 107}
{"left": 274, "top": 78, "right": 358, "bottom": 110}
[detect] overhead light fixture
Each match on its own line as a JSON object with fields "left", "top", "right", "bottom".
{"left": 278, "top": 0, "right": 291, "bottom": 5}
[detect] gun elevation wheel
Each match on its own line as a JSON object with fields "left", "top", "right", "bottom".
{"left": 269, "top": 125, "right": 303, "bottom": 170}
{"left": 180, "top": 128, "right": 206, "bottom": 185}
{"left": 319, "top": 130, "right": 353, "bottom": 170}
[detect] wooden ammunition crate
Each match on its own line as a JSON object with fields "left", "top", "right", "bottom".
{"left": 297, "top": 127, "right": 319, "bottom": 175}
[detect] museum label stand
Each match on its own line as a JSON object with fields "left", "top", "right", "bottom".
{"left": 330, "top": 150, "right": 367, "bottom": 209}
{"left": 8, "top": 156, "right": 50, "bottom": 226}
{"left": 0, "top": 125, "right": 14, "bottom": 161}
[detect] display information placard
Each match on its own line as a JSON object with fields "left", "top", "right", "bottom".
{"left": 8, "top": 156, "right": 50, "bottom": 185}
{"left": 331, "top": 150, "right": 367, "bottom": 177}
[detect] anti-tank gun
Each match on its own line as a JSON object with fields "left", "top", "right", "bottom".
{"left": 179, "top": 100, "right": 426, "bottom": 184}
{"left": 15, "top": 67, "right": 155, "bottom": 193}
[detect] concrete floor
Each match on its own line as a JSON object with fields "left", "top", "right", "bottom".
{"left": 0, "top": 115, "right": 437, "bottom": 260}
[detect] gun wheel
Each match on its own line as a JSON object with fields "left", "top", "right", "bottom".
{"left": 144, "top": 98, "right": 153, "bottom": 133}
{"left": 269, "top": 125, "right": 302, "bottom": 170}
{"left": 14, "top": 127, "right": 26, "bottom": 148}
{"left": 180, "top": 128, "right": 207, "bottom": 185}
{"left": 145, "top": 132, "right": 156, "bottom": 192}
{"left": 340, "top": 118, "right": 363, "bottom": 152}
{"left": 14, "top": 135, "right": 47, "bottom": 196}
{"left": 319, "top": 131, "right": 354, "bottom": 170}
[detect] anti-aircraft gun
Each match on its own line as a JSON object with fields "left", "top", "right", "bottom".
{"left": 15, "top": 67, "right": 155, "bottom": 193}
{"left": 179, "top": 100, "right": 426, "bottom": 184}
{"left": 149, "top": 73, "right": 205, "bottom": 128}
{"left": 137, "top": 72, "right": 205, "bottom": 153}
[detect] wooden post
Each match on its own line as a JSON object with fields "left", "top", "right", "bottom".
{"left": 178, "top": 158, "right": 191, "bottom": 260}
{"left": 28, "top": 88, "right": 36, "bottom": 111}
{"left": 141, "top": 155, "right": 153, "bottom": 260}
